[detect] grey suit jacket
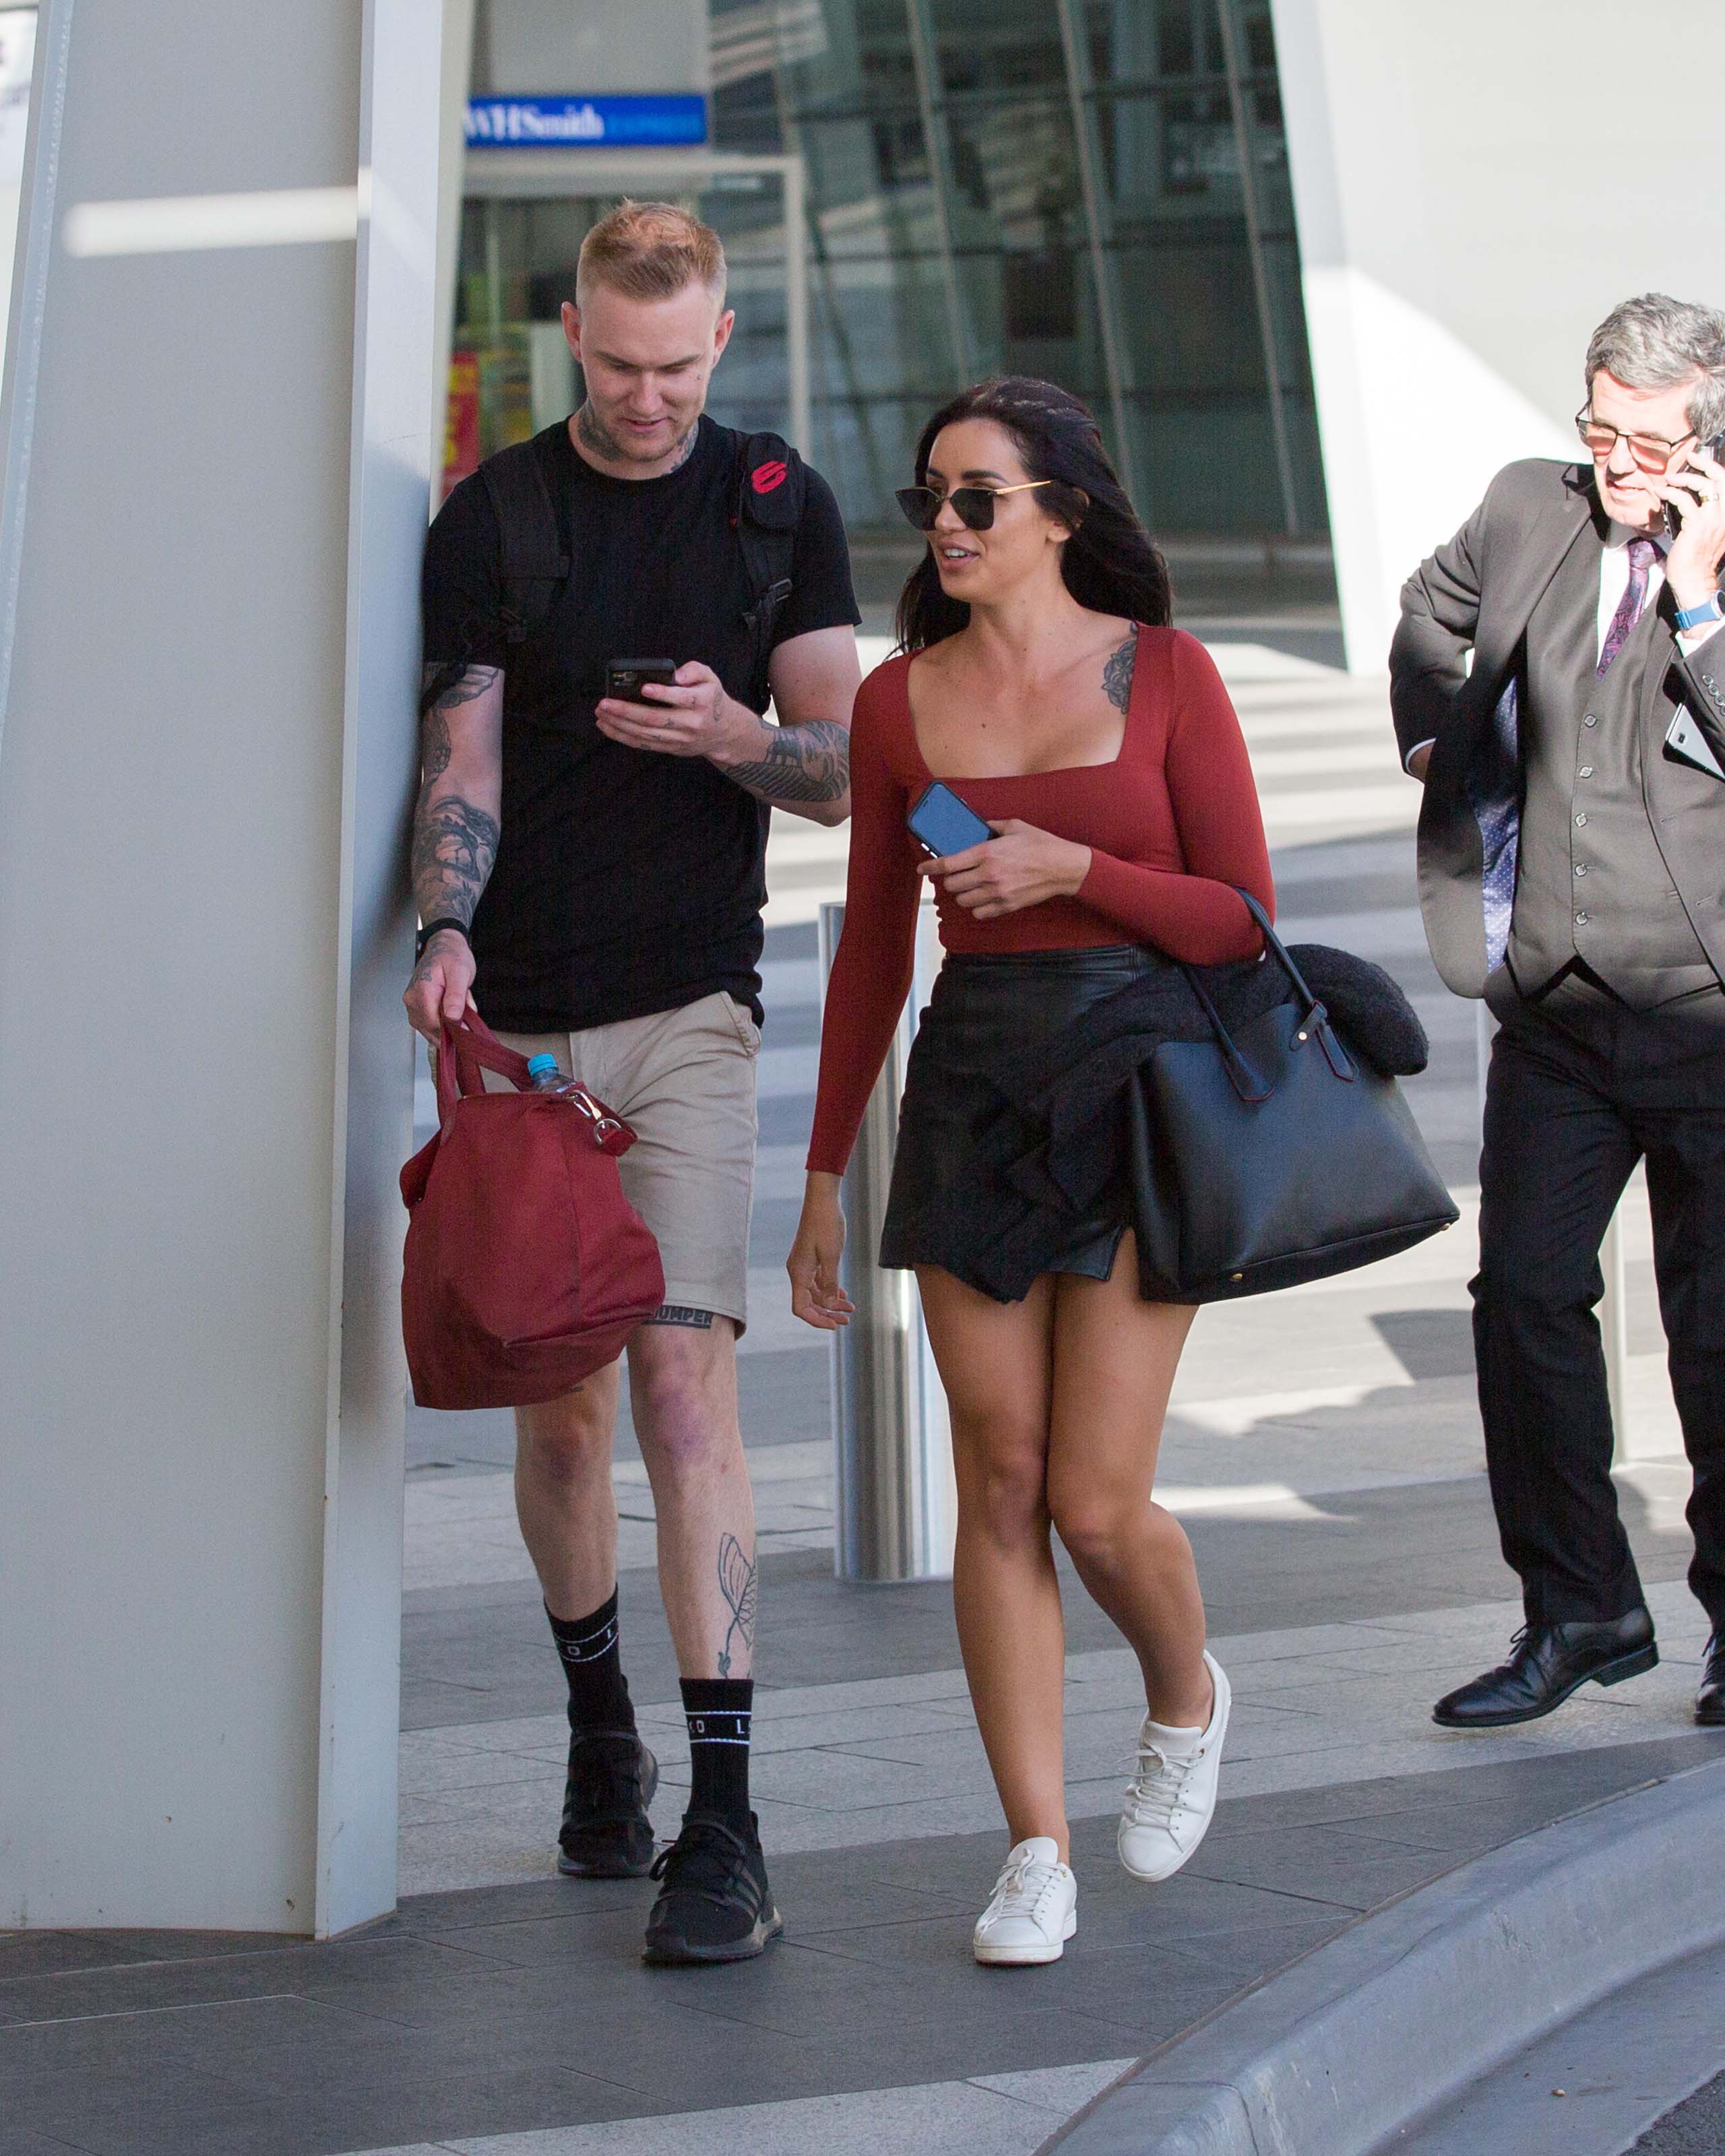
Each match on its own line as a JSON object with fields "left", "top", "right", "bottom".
{"left": 1389, "top": 457, "right": 1725, "bottom": 998}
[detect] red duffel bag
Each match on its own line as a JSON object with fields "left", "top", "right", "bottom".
{"left": 400, "top": 1011, "right": 665, "bottom": 1409}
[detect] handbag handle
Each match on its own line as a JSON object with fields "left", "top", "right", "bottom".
{"left": 1235, "top": 890, "right": 1318, "bottom": 1007}
{"left": 1243, "top": 891, "right": 1357, "bottom": 1081}
{"left": 1179, "top": 965, "right": 1274, "bottom": 1103}
{"left": 1179, "top": 890, "right": 1357, "bottom": 1100}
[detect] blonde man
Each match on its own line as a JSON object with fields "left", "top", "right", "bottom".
{"left": 407, "top": 202, "right": 860, "bottom": 1964}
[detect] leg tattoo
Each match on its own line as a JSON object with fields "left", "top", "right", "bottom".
{"left": 717, "top": 1533, "right": 758, "bottom": 1678}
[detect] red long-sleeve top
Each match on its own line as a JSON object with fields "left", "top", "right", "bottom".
{"left": 806, "top": 625, "right": 1274, "bottom": 1176}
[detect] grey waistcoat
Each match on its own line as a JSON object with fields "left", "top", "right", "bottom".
{"left": 1507, "top": 531, "right": 1717, "bottom": 1009}
{"left": 1395, "top": 460, "right": 1725, "bottom": 1005}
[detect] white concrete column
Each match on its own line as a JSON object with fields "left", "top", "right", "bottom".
{"left": 1269, "top": 0, "right": 1725, "bottom": 672}
{"left": 434, "top": 0, "right": 477, "bottom": 484}
{"left": 0, "top": 0, "right": 438, "bottom": 1936}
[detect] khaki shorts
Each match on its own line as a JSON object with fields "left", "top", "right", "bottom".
{"left": 484, "top": 990, "right": 761, "bottom": 1334}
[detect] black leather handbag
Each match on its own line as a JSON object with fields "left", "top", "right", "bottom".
{"left": 1129, "top": 893, "right": 1458, "bottom": 1302}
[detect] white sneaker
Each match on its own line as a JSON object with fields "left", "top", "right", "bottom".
{"left": 1118, "top": 1651, "right": 1231, "bottom": 1882}
{"left": 972, "top": 1837, "right": 1078, "bottom": 1965}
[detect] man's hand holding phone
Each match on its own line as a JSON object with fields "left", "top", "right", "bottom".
{"left": 595, "top": 658, "right": 761, "bottom": 761}
{"left": 1662, "top": 436, "right": 1725, "bottom": 629}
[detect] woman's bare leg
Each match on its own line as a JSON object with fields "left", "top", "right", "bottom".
{"left": 916, "top": 1265, "right": 1069, "bottom": 1858}
{"left": 1045, "top": 1237, "right": 1212, "bottom": 1727}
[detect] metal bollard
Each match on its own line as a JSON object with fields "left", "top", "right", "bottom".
{"left": 817, "top": 898, "right": 958, "bottom": 1582}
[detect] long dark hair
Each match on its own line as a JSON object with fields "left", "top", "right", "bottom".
{"left": 893, "top": 377, "right": 1171, "bottom": 653}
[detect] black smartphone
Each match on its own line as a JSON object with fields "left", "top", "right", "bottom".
{"left": 1665, "top": 434, "right": 1725, "bottom": 534}
{"left": 605, "top": 658, "right": 678, "bottom": 703}
{"left": 907, "top": 780, "right": 993, "bottom": 859}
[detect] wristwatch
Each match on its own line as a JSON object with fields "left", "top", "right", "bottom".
{"left": 1675, "top": 593, "right": 1724, "bottom": 632}
{"left": 415, "top": 916, "right": 470, "bottom": 960}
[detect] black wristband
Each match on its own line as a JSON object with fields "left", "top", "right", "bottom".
{"left": 415, "top": 917, "right": 471, "bottom": 961}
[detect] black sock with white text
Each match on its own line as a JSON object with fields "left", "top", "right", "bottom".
{"left": 548, "top": 1590, "right": 635, "bottom": 1735}
{"left": 681, "top": 1677, "right": 753, "bottom": 1828}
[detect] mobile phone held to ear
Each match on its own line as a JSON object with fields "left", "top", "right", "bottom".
{"left": 1666, "top": 435, "right": 1725, "bottom": 534}
{"left": 605, "top": 659, "right": 679, "bottom": 703}
{"left": 907, "top": 780, "right": 994, "bottom": 860}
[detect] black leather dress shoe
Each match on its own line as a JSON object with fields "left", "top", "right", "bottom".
{"left": 1433, "top": 1610, "right": 1657, "bottom": 1729}
{"left": 1696, "top": 1632, "right": 1725, "bottom": 1727}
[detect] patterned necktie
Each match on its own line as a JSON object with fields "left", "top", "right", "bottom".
{"left": 1596, "top": 536, "right": 1658, "bottom": 676}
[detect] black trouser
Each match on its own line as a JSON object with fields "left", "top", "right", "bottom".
{"left": 1474, "top": 981, "right": 1725, "bottom": 1628}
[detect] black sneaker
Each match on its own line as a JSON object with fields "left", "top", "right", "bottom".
{"left": 642, "top": 1812, "right": 782, "bottom": 1965}
{"left": 557, "top": 1728, "right": 658, "bottom": 1878}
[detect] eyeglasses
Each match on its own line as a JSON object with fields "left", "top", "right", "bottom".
{"left": 1573, "top": 406, "right": 1697, "bottom": 474}
{"left": 894, "top": 480, "right": 1052, "bottom": 532}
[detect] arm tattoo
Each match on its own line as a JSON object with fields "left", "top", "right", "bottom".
{"left": 721, "top": 718, "right": 850, "bottom": 805}
{"left": 410, "top": 795, "right": 499, "bottom": 930}
{"left": 424, "top": 661, "right": 501, "bottom": 712}
{"left": 1102, "top": 633, "right": 1137, "bottom": 716}
{"left": 412, "top": 664, "right": 501, "bottom": 926}
{"left": 420, "top": 703, "right": 453, "bottom": 782}
{"left": 716, "top": 1533, "right": 757, "bottom": 1678}
{"left": 419, "top": 658, "right": 500, "bottom": 735}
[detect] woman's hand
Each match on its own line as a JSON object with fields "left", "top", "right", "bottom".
{"left": 916, "top": 819, "right": 1092, "bottom": 920}
{"left": 788, "top": 1172, "right": 856, "bottom": 1330}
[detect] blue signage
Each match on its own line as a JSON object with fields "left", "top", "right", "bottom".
{"left": 464, "top": 94, "right": 708, "bottom": 150}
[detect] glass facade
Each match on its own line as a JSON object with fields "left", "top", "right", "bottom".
{"left": 451, "top": 0, "right": 1326, "bottom": 542}
{"left": 711, "top": 0, "right": 1323, "bottom": 536}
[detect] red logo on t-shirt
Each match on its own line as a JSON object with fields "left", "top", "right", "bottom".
{"left": 752, "top": 460, "right": 788, "bottom": 495}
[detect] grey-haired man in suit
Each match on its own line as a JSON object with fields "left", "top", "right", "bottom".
{"left": 1392, "top": 294, "right": 1725, "bottom": 1730}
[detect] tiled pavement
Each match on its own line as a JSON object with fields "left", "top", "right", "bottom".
{"left": 6, "top": 635, "right": 1720, "bottom": 2156}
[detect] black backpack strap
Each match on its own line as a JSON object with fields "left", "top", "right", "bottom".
{"left": 420, "top": 436, "right": 569, "bottom": 719}
{"left": 479, "top": 431, "right": 571, "bottom": 649}
{"left": 735, "top": 432, "right": 804, "bottom": 703}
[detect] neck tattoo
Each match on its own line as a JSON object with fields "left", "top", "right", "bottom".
{"left": 574, "top": 404, "right": 698, "bottom": 475}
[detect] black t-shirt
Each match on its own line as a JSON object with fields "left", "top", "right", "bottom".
{"left": 420, "top": 415, "right": 858, "bottom": 1032}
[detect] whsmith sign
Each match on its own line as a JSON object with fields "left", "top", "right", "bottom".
{"left": 464, "top": 95, "right": 708, "bottom": 149}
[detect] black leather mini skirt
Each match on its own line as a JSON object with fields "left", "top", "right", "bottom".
{"left": 879, "top": 945, "right": 1163, "bottom": 1284}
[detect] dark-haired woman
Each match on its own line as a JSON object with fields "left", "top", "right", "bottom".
{"left": 788, "top": 379, "right": 1274, "bottom": 1965}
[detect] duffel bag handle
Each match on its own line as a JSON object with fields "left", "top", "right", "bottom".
{"left": 433, "top": 1011, "right": 637, "bottom": 1155}
{"left": 435, "top": 1008, "right": 534, "bottom": 1127}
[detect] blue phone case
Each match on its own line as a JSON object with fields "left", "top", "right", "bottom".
{"left": 907, "top": 782, "right": 993, "bottom": 858}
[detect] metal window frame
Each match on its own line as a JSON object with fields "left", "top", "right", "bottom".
{"left": 900, "top": 0, "right": 974, "bottom": 385}
{"left": 1214, "top": 0, "right": 1300, "bottom": 534}
{"left": 1052, "top": 0, "right": 1146, "bottom": 514}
